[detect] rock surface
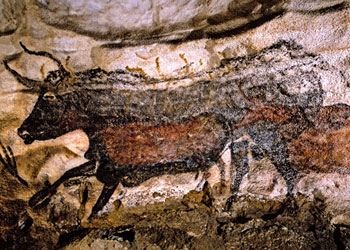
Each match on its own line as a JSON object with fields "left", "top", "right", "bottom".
{"left": 1, "top": 0, "right": 350, "bottom": 249}
{"left": 35, "top": 0, "right": 288, "bottom": 43}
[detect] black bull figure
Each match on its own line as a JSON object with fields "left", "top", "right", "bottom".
{"left": 0, "top": 40, "right": 339, "bottom": 218}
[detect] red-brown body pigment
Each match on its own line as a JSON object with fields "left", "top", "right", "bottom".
{"left": 236, "top": 105, "right": 293, "bottom": 128}
{"left": 289, "top": 105, "right": 350, "bottom": 174}
{"left": 101, "top": 115, "right": 228, "bottom": 166}
{"left": 236, "top": 105, "right": 350, "bottom": 174}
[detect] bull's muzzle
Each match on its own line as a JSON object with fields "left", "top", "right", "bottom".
{"left": 18, "top": 128, "right": 34, "bottom": 144}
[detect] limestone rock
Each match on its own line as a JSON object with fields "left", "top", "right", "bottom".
{"left": 1, "top": 0, "right": 350, "bottom": 249}
{"left": 0, "top": 0, "right": 24, "bottom": 35}
{"left": 35, "top": 0, "right": 288, "bottom": 43}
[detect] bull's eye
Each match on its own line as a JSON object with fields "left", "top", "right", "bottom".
{"left": 43, "top": 92, "right": 57, "bottom": 101}
{"left": 45, "top": 70, "right": 63, "bottom": 85}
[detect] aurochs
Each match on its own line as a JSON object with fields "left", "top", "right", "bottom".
{"left": 3, "top": 43, "right": 235, "bottom": 218}
{"left": 1, "top": 40, "right": 334, "bottom": 217}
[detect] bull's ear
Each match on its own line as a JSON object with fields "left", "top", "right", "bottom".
{"left": 43, "top": 92, "right": 57, "bottom": 101}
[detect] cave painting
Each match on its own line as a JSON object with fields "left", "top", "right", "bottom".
{"left": 0, "top": 40, "right": 346, "bottom": 218}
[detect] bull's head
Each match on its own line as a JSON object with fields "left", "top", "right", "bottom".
{"left": 4, "top": 43, "right": 78, "bottom": 144}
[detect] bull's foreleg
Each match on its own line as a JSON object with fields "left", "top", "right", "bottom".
{"left": 86, "top": 161, "right": 122, "bottom": 219}
{"left": 89, "top": 183, "right": 119, "bottom": 219}
{"left": 29, "top": 160, "right": 97, "bottom": 209}
{"left": 195, "top": 170, "right": 211, "bottom": 192}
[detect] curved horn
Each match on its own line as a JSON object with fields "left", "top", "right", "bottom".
{"left": 3, "top": 54, "right": 44, "bottom": 90}
{"left": 19, "top": 42, "right": 70, "bottom": 77}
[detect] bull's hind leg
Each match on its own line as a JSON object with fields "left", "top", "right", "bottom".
{"left": 29, "top": 161, "right": 97, "bottom": 209}
{"left": 225, "top": 141, "right": 249, "bottom": 209}
{"left": 247, "top": 122, "right": 298, "bottom": 195}
{"left": 267, "top": 142, "right": 298, "bottom": 195}
{"left": 230, "top": 141, "right": 250, "bottom": 194}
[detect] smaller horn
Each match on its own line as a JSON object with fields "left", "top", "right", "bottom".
{"left": 19, "top": 42, "right": 70, "bottom": 77}
{"left": 3, "top": 54, "right": 44, "bottom": 90}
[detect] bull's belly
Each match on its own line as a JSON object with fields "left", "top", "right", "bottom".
{"left": 117, "top": 159, "right": 207, "bottom": 187}
{"left": 100, "top": 114, "right": 229, "bottom": 166}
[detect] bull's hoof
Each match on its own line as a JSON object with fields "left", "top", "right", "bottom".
{"left": 17, "top": 212, "right": 33, "bottom": 231}
{"left": 87, "top": 207, "right": 101, "bottom": 221}
{"left": 224, "top": 194, "right": 238, "bottom": 211}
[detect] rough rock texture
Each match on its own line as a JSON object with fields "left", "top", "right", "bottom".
{"left": 36, "top": 0, "right": 288, "bottom": 43}
{"left": 0, "top": 0, "right": 25, "bottom": 36}
{"left": 1, "top": 0, "right": 350, "bottom": 249}
{"left": 0, "top": 185, "right": 342, "bottom": 249}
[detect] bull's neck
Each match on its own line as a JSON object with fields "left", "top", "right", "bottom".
{"left": 80, "top": 117, "right": 106, "bottom": 138}
{"left": 64, "top": 91, "right": 128, "bottom": 138}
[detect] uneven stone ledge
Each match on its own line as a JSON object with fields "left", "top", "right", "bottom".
{"left": 1, "top": 187, "right": 343, "bottom": 249}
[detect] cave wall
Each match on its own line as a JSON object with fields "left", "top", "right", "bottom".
{"left": 1, "top": 0, "right": 350, "bottom": 249}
